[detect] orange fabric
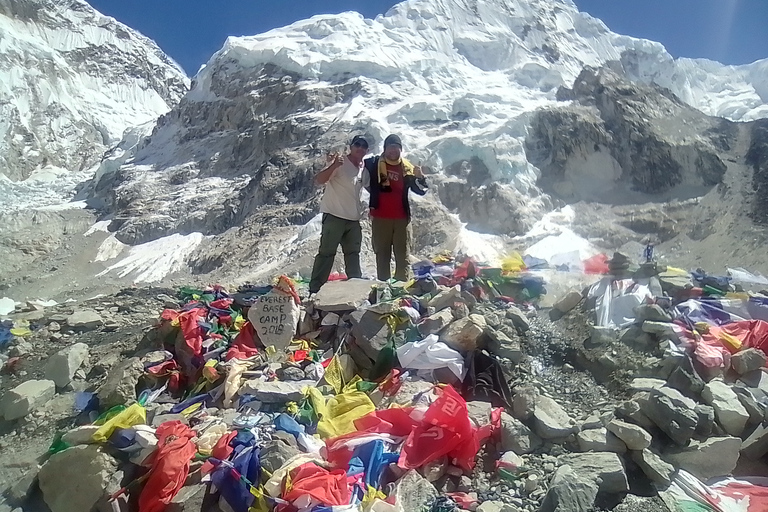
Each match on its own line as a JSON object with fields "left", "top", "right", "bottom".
{"left": 282, "top": 462, "right": 351, "bottom": 506}
{"left": 138, "top": 421, "right": 197, "bottom": 512}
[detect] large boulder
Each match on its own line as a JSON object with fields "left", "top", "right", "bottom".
{"left": 393, "top": 470, "right": 438, "bottom": 512}
{"left": 539, "top": 465, "right": 598, "bottom": 512}
{"left": 606, "top": 420, "right": 652, "bottom": 451}
{"left": 701, "top": 379, "right": 749, "bottom": 436}
{"left": 97, "top": 357, "right": 143, "bottom": 409}
{"left": 45, "top": 343, "right": 90, "bottom": 388}
{"left": 38, "top": 445, "right": 120, "bottom": 512}
{"left": 314, "top": 279, "right": 377, "bottom": 311}
{"left": 533, "top": 396, "right": 576, "bottom": 439}
{"left": 1, "top": 379, "right": 55, "bottom": 420}
{"left": 237, "top": 379, "right": 313, "bottom": 403}
{"left": 731, "top": 348, "right": 767, "bottom": 375}
{"left": 642, "top": 387, "right": 699, "bottom": 445}
{"left": 501, "top": 412, "right": 542, "bottom": 454}
{"left": 484, "top": 328, "right": 523, "bottom": 363}
{"left": 439, "top": 314, "right": 487, "bottom": 352}
{"left": 417, "top": 308, "right": 455, "bottom": 336}
{"left": 428, "top": 286, "right": 463, "bottom": 313}
{"left": 65, "top": 310, "right": 104, "bottom": 331}
{"left": 260, "top": 440, "right": 300, "bottom": 474}
{"left": 559, "top": 452, "right": 629, "bottom": 494}
{"left": 576, "top": 429, "right": 627, "bottom": 453}
{"left": 349, "top": 309, "right": 392, "bottom": 361}
{"left": 632, "top": 449, "right": 675, "bottom": 486}
{"left": 665, "top": 437, "right": 741, "bottom": 480}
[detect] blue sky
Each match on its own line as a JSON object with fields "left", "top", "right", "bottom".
{"left": 89, "top": 0, "right": 768, "bottom": 76}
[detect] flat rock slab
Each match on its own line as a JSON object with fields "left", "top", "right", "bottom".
{"left": 533, "top": 396, "right": 575, "bottom": 439}
{"left": 732, "top": 348, "right": 767, "bottom": 375}
{"left": 632, "top": 449, "right": 674, "bottom": 486}
{"left": 559, "top": 452, "right": 629, "bottom": 494}
{"left": 39, "top": 445, "right": 119, "bottom": 512}
{"left": 1, "top": 379, "right": 55, "bottom": 420}
{"left": 45, "top": 342, "right": 89, "bottom": 388}
{"left": 314, "top": 279, "right": 379, "bottom": 311}
{"left": 665, "top": 436, "right": 741, "bottom": 480}
{"left": 606, "top": 419, "right": 652, "bottom": 450}
{"left": 702, "top": 379, "right": 749, "bottom": 437}
{"left": 576, "top": 429, "right": 627, "bottom": 453}
{"left": 238, "top": 379, "right": 313, "bottom": 403}
{"left": 65, "top": 310, "right": 104, "bottom": 331}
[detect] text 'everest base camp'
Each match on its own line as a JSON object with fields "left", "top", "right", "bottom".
{"left": 2, "top": 0, "right": 768, "bottom": 512}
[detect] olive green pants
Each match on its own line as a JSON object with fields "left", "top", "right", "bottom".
{"left": 309, "top": 214, "right": 362, "bottom": 293}
{"left": 371, "top": 217, "right": 412, "bottom": 282}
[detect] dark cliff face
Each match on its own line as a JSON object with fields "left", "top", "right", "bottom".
{"left": 748, "top": 119, "right": 768, "bottom": 224}
{"left": 526, "top": 66, "right": 732, "bottom": 202}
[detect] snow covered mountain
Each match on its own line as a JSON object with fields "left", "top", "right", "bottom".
{"left": 84, "top": 0, "right": 768, "bottom": 285}
{"left": 0, "top": 0, "right": 189, "bottom": 188}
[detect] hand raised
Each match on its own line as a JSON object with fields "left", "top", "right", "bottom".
{"left": 326, "top": 152, "right": 343, "bottom": 167}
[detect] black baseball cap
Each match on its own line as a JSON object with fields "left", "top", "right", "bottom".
{"left": 384, "top": 134, "right": 402, "bottom": 148}
{"left": 350, "top": 135, "right": 369, "bottom": 148}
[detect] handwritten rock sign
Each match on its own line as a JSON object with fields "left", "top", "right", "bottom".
{"left": 247, "top": 290, "right": 300, "bottom": 351}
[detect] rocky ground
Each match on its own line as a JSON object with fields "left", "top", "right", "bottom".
{"left": 3, "top": 253, "right": 766, "bottom": 512}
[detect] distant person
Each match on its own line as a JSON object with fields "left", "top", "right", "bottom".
{"left": 308, "top": 135, "right": 370, "bottom": 296}
{"left": 365, "top": 134, "right": 428, "bottom": 282}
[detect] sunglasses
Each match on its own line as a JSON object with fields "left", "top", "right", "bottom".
{"left": 352, "top": 141, "right": 369, "bottom": 149}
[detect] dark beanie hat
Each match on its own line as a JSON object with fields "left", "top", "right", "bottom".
{"left": 383, "top": 134, "right": 402, "bottom": 148}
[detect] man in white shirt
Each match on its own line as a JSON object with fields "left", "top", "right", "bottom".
{"left": 309, "top": 135, "right": 370, "bottom": 294}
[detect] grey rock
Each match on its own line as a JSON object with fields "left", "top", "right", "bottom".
{"left": 742, "top": 423, "right": 768, "bottom": 460}
{"left": 65, "top": 310, "right": 104, "bottom": 331}
{"left": 8, "top": 469, "right": 38, "bottom": 505}
{"left": 740, "top": 370, "right": 768, "bottom": 394}
{"left": 538, "top": 465, "right": 598, "bottom": 512}
{"left": 733, "top": 386, "right": 765, "bottom": 424}
{"left": 666, "top": 357, "right": 706, "bottom": 399}
{"left": 421, "top": 456, "right": 449, "bottom": 483}
{"left": 349, "top": 309, "right": 391, "bottom": 361}
{"left": 630, "top": 378, "right": 667, "bottom": 392}
{"left": 166, "top": 483, "right": 220, "bottom": 512}
{"left": 394, "top": 470, "right": 438, "bottom": 512}
{"left": 731, "top": 348, "right": 767, "bottom": 375}
{"left": 576, "top": 428, "right": 627, "bottom": 453}
{"left": 606, "top": 419, "right": 652, "bottom": 450}
{"left": 418, "top": 308, "right": 455, "bottom": 336}
{"left": 501, "top": 412, "right": 542, "bottom": 454}
{"left": 665, "top": 437, "right": 742, "bottom": 480}
{"left": 97, "top": 357, "right": 143, "bottom": 409}
{"left": 44, "top": 342, "right": 89, "bottom": 388}
{"left": 238, "top": 379, "right": 314, "bottom": 403}
{"left": 1, "top": 379, "right": 55, "bottom": 420}
{"left": 466, "top": 400, "right": 493, "bottom": 428}
{"left": 458, "top": 475, "right": 472, "bottom": 492}
{"left": 559, "top": 452, "right": 629, "bottom": 493}
{"left": 694, "top": 404, "right": 716, "bottom": 437}
{"left": 619, "top": 325, "right": 654, "bottom": 350}
{"left": 39, "top": 445, "right": 120, "bottom": 512}
{"left": 505, "top": 306, "right": 530, "bottom": 333}
{"left": 61, "top": 425, "right": 100, "bottom": 445}
{"left": 533, "top": 396, "right": 575, "bottom": 439}
{"left": 428, "top": 285, "right": 462, "bottom": 312}
{"left": 702, "top": 379, "right": 749, "bottom": 436}
{"left": 616, "top": 396, "right": 656, "bottom": 429}
{"left": 642, "top": 387, "right": 698, "bottom": 445}
{"left": 589, "top": 326, "right": 618, "bottom": 345}
{"left": 485, "top": 328, "right": 523, "bottom": 363}
{"left": 642, "top": 321, "right": 679, "bottom": 339}
{"left": 477, "top": 501, "right": 518, "bottom": 512}
{"left": 260, "top": 440, "right": 300, "bottom": 474}
{"left": 439, "top": 314, "right": 487, "bottom": 352}
{"left": 631, "top": 449, "right": 675, "bottom": 486}
{"left": 513, "top": 386, "right": 538, "bottom": 421}
{"left": 277, "top": 366, "right": 306, "bottom": 382}
{"left": 633, "top": 304, "right": 672, "bottom": 323}
{"left": 9, "top": 340, "right": 33, "bottom": 357}
{"left": 314, "top": 279, "right": 377, "bottom": 311}
{"left": 553, "top": 290, "right": 582, "bottom": 313}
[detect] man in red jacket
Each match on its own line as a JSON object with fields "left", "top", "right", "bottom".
{"left": 365, "top": 134, "right": 428, "bottom": 282}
